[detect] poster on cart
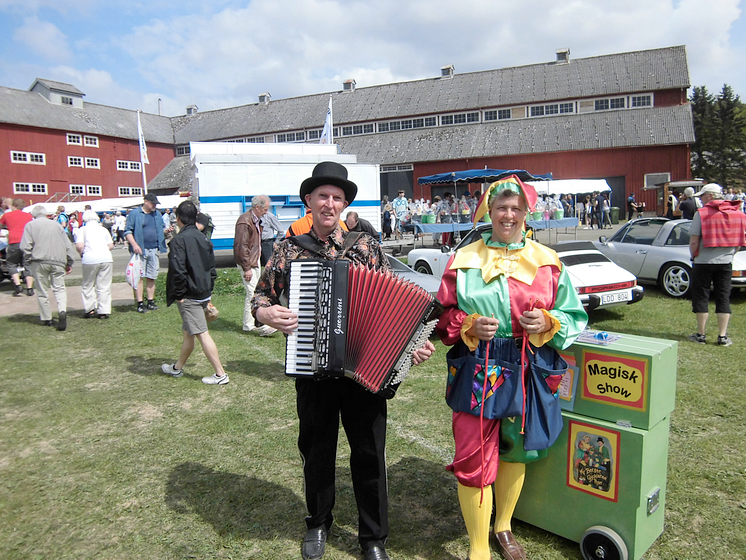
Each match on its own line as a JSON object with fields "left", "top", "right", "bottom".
{"left": 566, "top": 420, "right": 621, "bottom": 502}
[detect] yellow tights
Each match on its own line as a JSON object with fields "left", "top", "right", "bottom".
{"left": 493, "top": 460, "right": 526, "bottom": 533}
{"left": 457, "top": 483, "right": 493, "bottom": 560}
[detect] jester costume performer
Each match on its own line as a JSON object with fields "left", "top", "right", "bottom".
{"left": 435, "top": 176, "right": 587, "bottom": 560}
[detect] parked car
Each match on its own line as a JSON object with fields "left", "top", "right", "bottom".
{"left": 386, "top": 254, "right": 441, "bottom": 297}
{"left": 407, "top": 225, "right": 643, "bottom": 311}
{"left": 552, "top": 241, "right": 644, "bottom": 310}
{"left": 593, "top": 217, "right": 746, "bottom": 298}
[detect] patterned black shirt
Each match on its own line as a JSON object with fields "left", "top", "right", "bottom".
{"left": 251, "top": 225, "right": 389, "bottom": 313}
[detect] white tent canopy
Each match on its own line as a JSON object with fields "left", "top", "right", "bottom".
{"left": 526, "top": 179, "right": 611, "bottom": 197}
{"left": 24, "top": 194, "right": 188, "bottom": 215}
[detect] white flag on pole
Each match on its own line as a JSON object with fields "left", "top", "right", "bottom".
{"left": 137, "top": 110, "right": 150, "bottom": 165}
{"left": 319, "top": 97, "right": 333, "bottom": 144}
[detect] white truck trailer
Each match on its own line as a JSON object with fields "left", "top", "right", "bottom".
{"left": 189, "top": 142, "right": 381, "bottom": 250}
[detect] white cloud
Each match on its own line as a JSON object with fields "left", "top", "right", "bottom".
{"left": 13, "top": 17, "right": 73, "bottom": 64}
{"left": 3, "top": 0, "right": 745, "bottom": 113}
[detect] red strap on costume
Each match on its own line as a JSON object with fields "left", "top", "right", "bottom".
{"left": 479, "top": 333, "right": 491, "bottom": 503}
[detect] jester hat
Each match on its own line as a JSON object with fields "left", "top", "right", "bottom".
{"left": 472, "top": 175, "right": 539, "bottom": 226}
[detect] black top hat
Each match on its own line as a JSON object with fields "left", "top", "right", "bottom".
{"left": 299, "top": 161, "right": 357, "bottom": 206}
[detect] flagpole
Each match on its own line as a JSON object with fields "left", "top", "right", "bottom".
{"left": 319, "top": 97, "right": 333, "bottom": 145}
{"left": 137, "top": 110, "right": 149, "bottom": 194}
{"left": 329, "top": 96, "right": 333, "bottom": 144}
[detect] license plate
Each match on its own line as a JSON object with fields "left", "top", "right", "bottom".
{"left": 601, "top": 291, "right": 631, "bottom": 304}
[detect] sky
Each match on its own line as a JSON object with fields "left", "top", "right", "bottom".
{"left": 1, "top": 0, "right": 745, "bottom": 117}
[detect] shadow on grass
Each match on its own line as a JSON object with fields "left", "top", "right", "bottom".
{"left": 7, "top": 313, "right": 46, "bottom": 325}
{"left": 165, "top": 457, "right": 464, "bottom": 559}
{"left": 224, "top": 359, "right": 286, "bottom": 382}
{"left": 165, "top": 461, "right": 305, "bottom": 540}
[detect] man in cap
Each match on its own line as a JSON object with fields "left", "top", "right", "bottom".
{"left": 124, "top": 193, "right": 168, "bottom": 313}
{"left": 252, "top": 161, "right": 434, "bottom": 560}
{"left": 687, "top": 183, "right": 746, "bottom": 346}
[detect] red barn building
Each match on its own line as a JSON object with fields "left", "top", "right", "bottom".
{"left": 1, "top": 46, "right": 695, "bottom": 215}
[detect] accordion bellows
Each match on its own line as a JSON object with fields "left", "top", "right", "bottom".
{"left": 286, "top": 259, "right": 441, "bottom": 396}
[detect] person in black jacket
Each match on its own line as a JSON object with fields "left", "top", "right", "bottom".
{"left": 345, "top": 211, "right": 379, "bottom": 238}
{"left": 161, "top": 200, "right": 229, "bottom": 385}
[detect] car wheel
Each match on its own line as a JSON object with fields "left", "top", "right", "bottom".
{"left": 660, "top": 263, "right": 691, "bottom": 298}
{"left": 414, "top": 261, "right": 433, "bottom": 275}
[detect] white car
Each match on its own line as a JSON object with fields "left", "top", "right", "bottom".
{"left": 407, "top": 225, "right": 643, "bottom": 311}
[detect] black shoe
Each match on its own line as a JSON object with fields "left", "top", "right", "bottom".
{"left": 363, "top": 545, "right": 390, "bottom": 560}
{"left": 26, "top": 288, "right": 34, "bottom": 296}
{"left": 57, "top": 311, "right": 67, "bottom": 331}
{"left": 41, "top": 320, "right": 53, "bottom": 327}
{"left": 13, "top": 286, "right": 23, "bottom": 297}
{"left": 137, "top": 303, "right": 146, "bottom": 313}
{"left": 84, "top": 310, "right": 97, "bottom": 319}
{"left": 146, "top": 301, "right": 158, "bottom": 311}
{"left": 99, "top": 314, "right": 109, "bottom": 319}
{"left": 301, "top": 527, "right": 327, "bottom": 560}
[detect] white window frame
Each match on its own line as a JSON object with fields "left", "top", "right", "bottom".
{"left": 86, "top": 185, "right": 102, "bottom": 196}
{"left": 117, "top": 160, "right": 141, "bottom": 171}
{"left": 69, "top": 184, "right": 85, "bottom": 195}
{"left": 68, "top": 156, "right": 83, "bottom": 167}
{"left": 84, "top": 136, "right": 99, "bottom": 148}
{"left": 11, "top": 151, "right": 46, "bottom": 165}
{"left": 118, "top": 186, "right": 143, "bottom": 197}
{"left": 85, "top": 158, "right": 101, "bottom": 169}
{"left": 14, "top": 182, "right": 48, "bottom": 195}
{"left": 631, "top": 95, "right": 652, "bottom": 108}
{"left": 67, "top": 133, "right": 82, "bottom": 145}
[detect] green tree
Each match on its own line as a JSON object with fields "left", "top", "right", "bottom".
{"left": 712, "top": 85, "right": 746, "bottom": 188}
{"left": 690, "top": 86, "right": 715, "bottom": 180}
{"left": 690, "top": 84, "right": 746, "bottom": 188}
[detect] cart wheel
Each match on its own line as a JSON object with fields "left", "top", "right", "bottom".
{"left": 580, "top": 526, "right": 628, "bottom": 560}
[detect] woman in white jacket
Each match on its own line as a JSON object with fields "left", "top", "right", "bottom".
{"left": 76, "top": 210, "right": 114, "bottom": 319}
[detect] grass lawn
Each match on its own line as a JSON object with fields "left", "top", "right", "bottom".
{"left": 1, "top": 269, "right": 744, "bottom": 559}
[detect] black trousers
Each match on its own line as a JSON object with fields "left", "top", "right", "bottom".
{"left": 691, "top": 263, "right": 733, "bottom": 314}
{"left": 260, "top": 239, "right": 275, "bottom": 267}
{"left": 296, "top": 376, "right": 388, "bottom": 549}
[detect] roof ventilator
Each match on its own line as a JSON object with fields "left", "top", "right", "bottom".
{"left": 556, "top": 48, "right": 570, "bottom": 64}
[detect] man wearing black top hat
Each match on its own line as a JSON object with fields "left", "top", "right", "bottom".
{"left": 252, "top": 161, "right": 435, "bottom": 560}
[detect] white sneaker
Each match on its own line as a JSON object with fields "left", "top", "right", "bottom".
{"left": 161, "top": 363, "right": 183, "bottom": 378}
{"left": 202, "top": 373, "right": 229, "bottom": 385}
{"left": 256, "top": 325, "right": 277, "bottom": 337}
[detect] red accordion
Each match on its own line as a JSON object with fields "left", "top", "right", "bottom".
{"left": 286, "top": 259, "right": 441, "bottom": 397}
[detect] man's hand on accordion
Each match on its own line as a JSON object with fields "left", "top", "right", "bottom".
{"left": 255, "top": 305, "right": 298, "bottom": 334}
{"left": 411, "top": 340, "right": 436, "bottom": 365}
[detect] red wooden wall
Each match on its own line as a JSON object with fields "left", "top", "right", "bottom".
{"left": 412, "top": 144, "right": 691, "bottom": 212}
{"left": 0, "top": 123, "right": 174, "bottom": 204}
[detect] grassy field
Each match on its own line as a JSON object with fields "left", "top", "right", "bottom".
{"left": 1, "top": 269, "right": 745, "bottom": 560}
